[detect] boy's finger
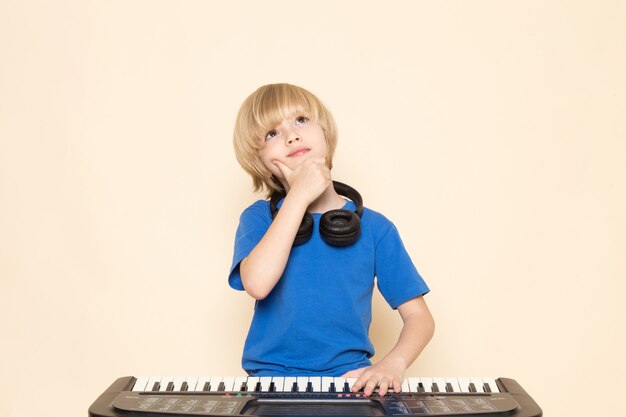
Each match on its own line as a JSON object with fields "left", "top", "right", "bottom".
{"left": 273, "top": 160, "right": 292, "bottom": 177}
{"left": 378, "top": 379, "right": 389, "bottom": 397}
{"left": 393, "top": 380, "right": 402, "bottom": 393}
{"left": 363, "top": 379, "right": 378, "bottom": 397}
{"left": 351, "top": 377, "right": 364, "bottom": 392}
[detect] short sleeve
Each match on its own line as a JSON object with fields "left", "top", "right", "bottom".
{"left": 228, "top": 201, "right": 271, "bottom": 291}
{"left": 375, "top": 222, "right": 430, "bottom": 309}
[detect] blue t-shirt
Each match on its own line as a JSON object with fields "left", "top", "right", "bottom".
{"left": 229, "top": 199, "right": 430, "bottom": 376}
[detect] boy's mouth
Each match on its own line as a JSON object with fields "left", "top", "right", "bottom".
{"left": 288, "top": 148, "right": 310, "bottom": 157}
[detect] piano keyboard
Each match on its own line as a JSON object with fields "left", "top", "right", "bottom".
{"left": 130, "top": 375, "right": 501, "bottom": 394}
{"left": 89, "top": 376, "right": 542, "bottom": 417}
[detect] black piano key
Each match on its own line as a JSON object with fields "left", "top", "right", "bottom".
{"left": 203, "top": 381, "right": 210, "bottom": 391}
{"left": 291, "top": 382, "right": 298, "bottom": 392}
{"left": 166, "top": 382, "right": 174, "bottom": 391}
{"left": 417, "top": 382, "right": 425, "bottom": 393}
{"left": 269, "top": 382, "right": 276, "bottom": 392}
{"left": 431, "top": 382, "right": 440, "bottom": 393}
{"left": 446, "top": 383, "right": 454, "bottom": 393}
{"left": 329, "top": 383, "right": 336, "bottom": 393}
{"left": 181, "top": 382, "right": 189, "bottom": 392}
{"left": 469, "top": 383, "right": 477, "bottom": 393}
{"left": 343, "top": 382, "right": 351, "bottom": 393}
{"left": 306, "top": 382, "right": 313, "bottom": 393}
{"left": 152, "top": 382, "right": 161, "bottom": 391}
{"left": 483, "top": 383, "right": 492, "bottom": 393}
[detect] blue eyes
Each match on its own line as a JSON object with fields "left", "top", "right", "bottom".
{"left": 265, "top": 116, "right": 309, "bottom": 141}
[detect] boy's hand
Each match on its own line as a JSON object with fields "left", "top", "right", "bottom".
{"left": 342, "top": 358, "right": 406, "bottom": 397}
{"left": 273, "top": 157, "right": 331, "bottom": 206}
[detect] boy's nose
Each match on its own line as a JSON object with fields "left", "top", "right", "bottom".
{"left": 287, "top": 135, "right": 301, "bottom": 144}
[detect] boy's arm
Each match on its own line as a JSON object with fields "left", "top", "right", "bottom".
{"left": 345, "top": 296, "right": 435, "bottom": 396}
{"left": 239, "top": 192, "right": 308, "bottom": 299}
{"left": 240, "top": 157, "right": 331, "bottom": 300}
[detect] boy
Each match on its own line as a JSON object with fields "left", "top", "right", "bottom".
{"left": 229, "top": 83, "right": 434, "bottom": 396}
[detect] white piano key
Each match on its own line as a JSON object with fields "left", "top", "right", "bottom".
{"left": 221, "top": 377, "right": 236, "bottom": 391}
{"left": 458, "top": 377, "right": 471, "bottom": 393}
{"left": 172, "top": 376, "right": 185, "bottom": 391}
{"left": 464, "top": 377, "right": 478, "bottom": 393}
{"left": 309, "top": 376, "right": 322, "bottom": 392}
{"left": 445, "top": 377, "right": 461, "bottom": 392}
{"left": 483, "top": 377, "right": 500, "bottom": 393}
{"left": 233, "top": 376, "right": 248, "bottom": 392}
{"left": 145, "top": 376, "right": 161, "bottom": 391}
{"left": 247, "top": 377, "right": 260, "bottom": 392}
{"left": 208, "top": 376, "right": 223, "bottom": 392}
{"left": 333, "top": 377, "right": 347, "bottom": 392}
{"left": 407, "top": 377, "right": 421, "bottom": 392}
{"left": 346, "top": 377, "right": 357, "bottom": 392}
{"left": 401, "top": 378, "right": 410, "bottom": 393}
{"left": 184, "top": 377, "right": 198, "bottom": 391}
{"left": 471, "top": 377, "right": 485, "bottom": 393}
{"left": 296, "top": 377, "right": 309, "bottom": 392}
{"left": 284, "top": 377, "right": 297, "bottom": 392}
{"left": 420, "top": 377, "right": 433, "bottom": 393}
{"left": 132, "top": 376, "right": 150, "bottom": 392}
{"left": 195, "top": 376, "right": 211, "bottom": 391}
{"left": 159, "top": 376, "right": 174, "bottom": 391}
{"left": 433, "top": 377, "right": 446, "bottom": 393}
{"left": 260, "top": 377, "right": 273, "bottom": 392}
{"left": 272, "top": 377, "right": 285, "bottom": 392}
{"left": 322, "top": 377, "right": 333, "bottom": 392}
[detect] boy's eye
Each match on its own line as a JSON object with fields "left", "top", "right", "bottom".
{"left": 265, "top": 130, "right": 278, "bottom": 141}
{"left": 295, "top": 116, "right": 309, "bottom": 124}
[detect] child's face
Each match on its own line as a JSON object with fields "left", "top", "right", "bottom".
{"left": 258, "top": 111, "right": 328, "bottom": 184}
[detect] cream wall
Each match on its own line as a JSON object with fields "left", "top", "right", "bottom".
{"left": 1, "top": 1, "right": 624, "bottom": 416}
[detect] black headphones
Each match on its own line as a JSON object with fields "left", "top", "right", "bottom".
{"left": 269, "top": 181, "right": 364, "bottom": 247}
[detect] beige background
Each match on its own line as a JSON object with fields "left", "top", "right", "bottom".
{"left": 1, "top": 1, "right": 625, "bottom": 416}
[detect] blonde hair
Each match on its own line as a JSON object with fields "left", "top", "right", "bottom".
{"left": 233, "top": 83, "right": 338, "bottom": 197}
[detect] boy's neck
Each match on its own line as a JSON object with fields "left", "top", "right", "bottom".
{"left": 306, "top": 185, "right": 346, "bottom": 214}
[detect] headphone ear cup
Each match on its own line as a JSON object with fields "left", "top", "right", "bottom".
{"left": 319, "top": 209, "right": 361, "bottom": 246}
{"left": 270, "top": 181, "right": 362, "bottom": 247}
{"left": 293, "top": 213, "right": 314, "bottom": 245}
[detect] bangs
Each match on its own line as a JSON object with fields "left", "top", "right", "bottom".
{"left": 247, "top": 84, "right": 320, "bottom": 144}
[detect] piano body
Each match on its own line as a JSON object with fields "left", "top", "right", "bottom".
{"left": 89, "top": 375, "right": 542, "bottom": 416}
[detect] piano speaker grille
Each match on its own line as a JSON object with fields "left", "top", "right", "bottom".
{"left": 244, "top": 403, "right": 385, "bottom": 416}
